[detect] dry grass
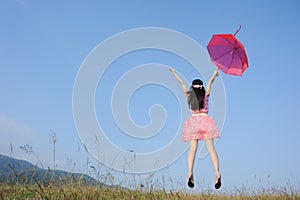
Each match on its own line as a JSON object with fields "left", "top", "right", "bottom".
{"left": 1, "top": 151, "right": 299, "bottom": 199}
{"left": 0, "top": 182, "right": 299, "bottom": 200}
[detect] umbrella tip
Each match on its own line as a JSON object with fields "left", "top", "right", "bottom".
{"left": 233, "top": 24, "right": 242, "bottom": 36}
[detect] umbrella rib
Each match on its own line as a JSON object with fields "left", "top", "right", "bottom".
{"left": 210, "top": 36, "right": 235, "bottom": 61}
{"left": 228, "top": 53, "right": 235, "bottom": 70}
{"left": 212, "top": 49, "right": 233, "bottom": 61}
{"left": 215, "top": 39, "right": 242, "bottom": 65}
{"left": 232, "top": 40, "right": 244, "bottom": 67}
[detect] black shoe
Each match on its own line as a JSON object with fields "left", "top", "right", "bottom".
{"left": 188, "top": 176, "right": 194, "bottom": 188}
{"left": 215, "top": 176, "right": 221, "bottom": 189}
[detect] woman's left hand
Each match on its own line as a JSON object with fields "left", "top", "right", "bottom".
{"left": 169, "top": 67, "right": 176, "bottom": 73}
{"left": 214, "top": 69, "right": 219, "bottom": 76}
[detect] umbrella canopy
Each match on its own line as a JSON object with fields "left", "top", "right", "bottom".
{"left": 207, "top": 26, "right": 248, "bottom": 76}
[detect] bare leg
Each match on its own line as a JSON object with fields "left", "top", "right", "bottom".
{"left": 188, "top": 140, "right": 198, "bottom": 180}
{"left": 205, "top": 139, "right": 221, "bottom": 184}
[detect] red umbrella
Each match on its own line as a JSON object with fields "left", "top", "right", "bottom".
{"left": 207, "top": 25, "right": 248, "bottom": 76}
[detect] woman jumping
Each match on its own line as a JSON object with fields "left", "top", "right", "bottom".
{"left": 169, "top": 68, "right": 221, "bottom": 189}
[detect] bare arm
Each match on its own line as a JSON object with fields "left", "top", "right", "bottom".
{"left": 206, "top": 69, "right": 219, "bottom": 96}
{"left": 169, "top": 68, "right": 189, "bottom": 95}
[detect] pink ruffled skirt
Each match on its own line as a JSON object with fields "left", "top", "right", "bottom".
{"left": 182, "top": 114, "right": 220, "bottom": 141}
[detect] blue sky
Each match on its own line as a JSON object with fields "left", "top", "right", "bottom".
{"left": 1, "top": 0, "right": 300, "bottom": 193}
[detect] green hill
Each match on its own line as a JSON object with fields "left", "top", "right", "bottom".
{"left": 0, "top": 154, "right": 102, "bottom": 186}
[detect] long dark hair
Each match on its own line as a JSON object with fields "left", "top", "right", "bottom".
{"left": 188, "top": 79, "right": 206, "bottom": 111}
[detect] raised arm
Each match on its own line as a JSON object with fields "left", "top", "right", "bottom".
{"left": 205, "top": 69, "right": 219, "bottom": 96}
{"left": 169, "top": 68, "right": 189, "bottom": 95}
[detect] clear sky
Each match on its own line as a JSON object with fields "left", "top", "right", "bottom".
{"left": 1, "top": 0, "right": 300, "bottom": 193}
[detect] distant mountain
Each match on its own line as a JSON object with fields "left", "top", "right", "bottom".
{"left": 0, "top": 154, "right": 103, "bottom": 186}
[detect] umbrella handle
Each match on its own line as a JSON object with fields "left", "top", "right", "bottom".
{"left": 233, "top": 24, "right": 242, "bottom": 36}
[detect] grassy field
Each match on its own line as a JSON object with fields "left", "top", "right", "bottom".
{"left": 0, "top": 182, "right": 299, "bottom": 200}
{"left": 1, "top": 153, "right": 299, "bottom": 199}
